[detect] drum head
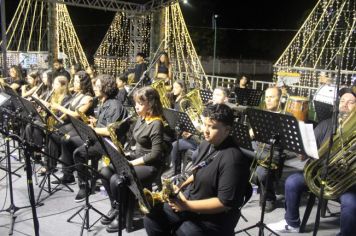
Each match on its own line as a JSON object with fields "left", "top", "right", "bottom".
{"left": 313, "top": 84, "right": 336, "bottom": 105}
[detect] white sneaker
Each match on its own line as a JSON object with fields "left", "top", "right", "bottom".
{"left": 267, "top": 219, "right": 299, "bottom": 233}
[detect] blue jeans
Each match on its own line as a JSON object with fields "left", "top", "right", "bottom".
{"left": 284, "top": 172, "right": 356, "bottom": 236}
{"left": 171, "top": 138, "right": 198, "bottom": 175}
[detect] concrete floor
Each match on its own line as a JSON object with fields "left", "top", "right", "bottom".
{"left": 0, "top": 143, "right": 341, "bottom": 236}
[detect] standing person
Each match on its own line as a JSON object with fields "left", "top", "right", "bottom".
{"left": 268, "top": 89, "right": 356, "bottom": 235}
{"left": 144, "top": 104, "right": 251, "bottom": 236}
{"left": 127, "top": 52, "right": 148, "bottom": 84}
{"left": 99, "top": 86, "right": 169, "bottom": 232}
{"left": 52, "top": 58, "right": 71, "bottom": 81}
{"left": 154, "top": 52, "right": 173, "bottom": 86}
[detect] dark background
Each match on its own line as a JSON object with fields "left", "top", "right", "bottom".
{"left": 3, "top": 0, "right": 318, "bottom": 62}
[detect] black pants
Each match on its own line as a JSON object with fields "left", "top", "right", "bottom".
{"left": 59, "top": 124, "right": 84, "bottom": 177}
{"left": 72, "top": 141, "right": 103, "bottom": 183}
{"left": 253, "top": 165, "right": 277, "bottom": 201}
{"left": 100, "top": 163, "right": 159, "bottom": 207}
{"left": 144, "top": 203, "right": 240, "bottom": 236}
{"left": 24, "top": 121, "right": 59, "bottom": 169}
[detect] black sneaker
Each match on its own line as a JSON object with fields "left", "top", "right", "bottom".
{"left": 100, "top": 208, "right": 118, "bottom": 225}
{"left": 75, "top": 187, "right": 90, "bottom": 203}
{"left": 106, "top": 216, "right": 125, "bottom": 233}
{"left": 51, "top": 175, "right": 76, "bottom": 185}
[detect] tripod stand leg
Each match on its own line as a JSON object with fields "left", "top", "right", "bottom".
{"left": 67, "top": 206, "right": 85, "bottom": 223}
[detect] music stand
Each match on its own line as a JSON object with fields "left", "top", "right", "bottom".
{"left": 235, "top": 88, "right": 263, "bottom": 106}
{"left": 235, "top": 108, "right": 308, "bottom": 236}
{"left": 66, "top": 116, "right": 109, "bottom": 236}
{"left": 199, "top": 89, "right": 213, "bottom": 104}
{"left": 24, "top": 96, "right": 74, "bottom": 203}
{"left": 232, "top": 121, "right": 253, "bottom": 151}
{"left": 163, "top": 108, "right": 198, "bottom": 176}
{"left": 314, "top": 100, "right": 333, "bottom": 122}
{"left": 0, "top": 93, "right": 41, "bottom": 236}
{"left": 102, "top": 138, "right": 151, "bottom": 236}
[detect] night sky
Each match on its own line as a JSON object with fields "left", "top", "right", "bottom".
{"left": 3, "top": 0, "right": 318, "bottom": 62}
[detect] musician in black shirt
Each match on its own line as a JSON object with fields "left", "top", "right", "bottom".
{"left": 144, "top": 104, "right": 251, "bottom": 236}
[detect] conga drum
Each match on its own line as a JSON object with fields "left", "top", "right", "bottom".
{"left": 285, "top": 96, "right": 309, "bottom": 121}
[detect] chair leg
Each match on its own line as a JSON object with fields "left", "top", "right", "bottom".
{"left": 299, "top": 193, "right": 316, "bottom": 233}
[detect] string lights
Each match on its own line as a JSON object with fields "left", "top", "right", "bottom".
{"left": 0, "top": 0, "right": 89, "bottom": 69}
{"left": 274, "top": 0, "right": 355, "bottom": 96}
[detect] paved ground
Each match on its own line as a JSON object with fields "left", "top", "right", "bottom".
{"left": 0, "top": 143, "right": 340, "bottom": 236}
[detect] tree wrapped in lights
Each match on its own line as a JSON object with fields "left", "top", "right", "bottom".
{"left": 94, "top": 12, "right": 151, "bottom": 76}
{"left": 162, "top": 2, "right": 208, "bottom": 88}
{"left": 94, "top": 1, "right": 209, "bottom": 89}
{"left": 274, "top": 0, "right": 355, "bottom": 94}
{"left": 0, "top": 0, "right": 88, "bottom": 69}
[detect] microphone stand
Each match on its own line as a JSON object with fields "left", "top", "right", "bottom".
{"left": 312, "top": 54, "right": 342, "bottom": 236}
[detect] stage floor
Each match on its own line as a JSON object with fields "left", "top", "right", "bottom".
{"left": 0, "top": 147, "right": 340, "bottom": 236}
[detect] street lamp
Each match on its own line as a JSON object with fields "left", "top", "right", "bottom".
{"left": 212, "top": 14, "right": 218, "bottom": 76}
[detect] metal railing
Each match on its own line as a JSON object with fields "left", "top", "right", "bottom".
{"left": 174, "top": 71, "right": 319, "bottom": 98}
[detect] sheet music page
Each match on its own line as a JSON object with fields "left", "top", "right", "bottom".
{"left": 298, "top": 121, "right": 319, "bottom": 159}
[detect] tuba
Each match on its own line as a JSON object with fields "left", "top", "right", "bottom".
{"left": 151, "top": 79, "right": 171, "bottom": 108}
{"left": 179, "top": 89, "right": 204, "bottom": 132}
{"left": 304, "top": 109, "right": 356, "bottom": 199}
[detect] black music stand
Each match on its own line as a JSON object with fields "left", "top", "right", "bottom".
{"left": 235, "top": 108, "right": 308, "bottom": 236}
{"left": 163, "top": 108, "right": 198, "bottom": 176}
{"left": 66, "top": 116, "right": 109, "bottom": 236}
{"left": 0, "top": 93, "right": 41, "bottom": 236}
{"left": 313, "top": 100, "right": 333, "bottom": 122}
{"left": 199, "top": 89, "right": 213, "bottom": 104}
{"left": 28, "top": 96, "right": 73, "bottom": 204}
{"left": 102, "top": 138, "right": 151, "bottom": 236}
{"left": 235, "top": 88, "right": 263, "bottom": 106}
{"left": 232, "top": 121, "right": 253, "bottom": 151}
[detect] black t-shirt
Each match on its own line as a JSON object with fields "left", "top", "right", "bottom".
{"left": 131, "top": 118, "right": 165, "bottom": 167}
{"left": 134, "top": 63, "right": 147, "bottom": 83}
{"left": 185, "top": 136, "right": 250, "bottom": 229}
{"left": 97, "top": 98, "right": 128, "bottom": 144}
{"left": 116, "top": 88, "right": 128, "bottom": 105}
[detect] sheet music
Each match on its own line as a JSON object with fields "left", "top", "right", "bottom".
{"left": 298, "top": 121, "right": 319, "bottom": 159}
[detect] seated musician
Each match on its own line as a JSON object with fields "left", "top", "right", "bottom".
{"left": 24, "top": 75, "right": 72, "bottom": 173}
{"left": 68, "top": 74, "right": 128, "bottom": 202}
{"left": 115, "top": 74, "right": 128, "bottom": 105}
{"left": 144, "top": 104, "right": 250, "bottom": 236}
{"left": 251, "top": 87, "right": 284, "bottom": 213}
{"left": 127, "top": 52, "right": 148, "bottom": 84}
{"left": 33, "top": 70, "right": 54, "bottom": 100}
{"left": 3, "top": 65, "right": 26, "bottom": 94}
{"left": 50, "top": 71, "right": 95, "bottom": 184}
{"left": 97, "top": 87, "right": 168, "bottom": 232}
{"left": 268, "top": 89, "right": 356, "bottom": 235}
{"left": 21, "top": 71, "right": 41, "bottom": 98}
{"left": 167, "top": 86, "right": 230, "bottom": 177}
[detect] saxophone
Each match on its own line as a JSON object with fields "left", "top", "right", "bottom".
{"left": 304, "top": 109, "right": 356, "bottom": 199}
{"left": 139, "top": 178, "right": 176, "bottom": 214}
{"left": 76, "top": 108, "right": 91, "bottom": 125}
{"left": 151, "top": 79, "right": 171, "bottom": 108}
{"left": 102, "top": 116, "right": 132, "bottom": 166}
